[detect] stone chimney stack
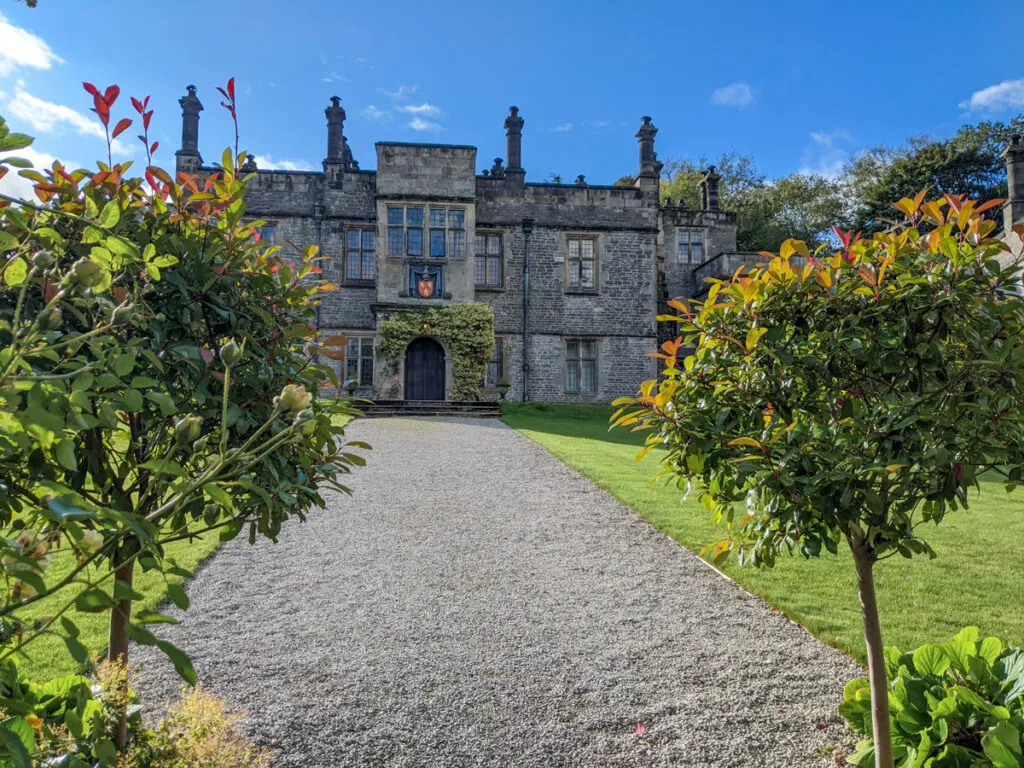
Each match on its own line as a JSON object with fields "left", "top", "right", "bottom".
{"left": 701, "top": 166, "right": 721, "bottom": 212}
{"left": 324, "top": 96, "right": 346, "bottom": 166}
{"left": 175, "top": 85, "right": 203, "bottom": 175}
{"left": 636, "top": 116, "right": 661, "bottom": 178}
{"left": 504, "top": 106, "right": 525, "bottom": 185}
{"left": 1005, "top": 134, "right": 1024, "bottom": 233}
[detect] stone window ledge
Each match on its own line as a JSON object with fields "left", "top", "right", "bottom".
{"left": 564, "top": 289, "right": 600, "bottom": 297}
{"left": 474, "top": 285, "right": 506, "bottom": 293}
{"left": 341, "top": 279, "right": 376, "bottom": 288}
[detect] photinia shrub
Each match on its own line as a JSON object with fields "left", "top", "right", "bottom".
{"left": 0, "top": 79, "right": 366, "bottom": 760}
{"left": 613, "top": 191, "right": 1024, "bottom": 768}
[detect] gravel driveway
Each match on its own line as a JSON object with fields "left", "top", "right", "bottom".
{"left": 133, "top": 417, "right": 861, "bottom": 767}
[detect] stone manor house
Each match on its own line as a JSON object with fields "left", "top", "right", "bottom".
{"left": 173, "top": 87, "right": 754, "bottom": 403}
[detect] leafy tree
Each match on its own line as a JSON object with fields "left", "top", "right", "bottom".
{"left": 614, "top": 193, "right": 1024, "bottom": 768}
{"left": 613, "top": 175, "right": 636, "bottom": 187}
{"left": 659, "top": 153, "right": 847, "bottom": 251}
{"left": 847, "top": 116, "right": 1024, "bottom": 233}
{"left": 0, "top": 79, "right": 365, "bottom": 760}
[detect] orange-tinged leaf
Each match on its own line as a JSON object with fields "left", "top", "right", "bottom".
{"left": 728, "top": 437, "right": 763, "bottom": 450}
{"left": 322, "top": 334, "right": 348, "bottom": 347}
{"left": 815, "top": 270, "right": 832, "bottom": 289}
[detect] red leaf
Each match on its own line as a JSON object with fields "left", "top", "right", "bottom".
{"left": 143, "top": 95, "right": 150, "bottom": 109}
{"left": 150, "top": 141, "right": 159, "bottom": 154}
{"left": 145, "top": 169, "right": 158, "bottom": 189}
{"left": 815, "top": 723, "right": 828, "bottom": 731}
{"left": 92, "top": 94, "right": 110, "bottom": 119}
{"left": 111, "top": 117, "right": 132, "bottom": 139}
{"left": 137, "top": 134, "right": 146, "bottom": 144}
{"left": 226, "top": 77, "right": 235, "bottom": 102}
{"left": 143, "top": 110, "right": 152, "bottom": 131}
{"left": 216, "top": 87, "right": 229, "bottom": 101}
{"left": 82, "top": 82, "right": 100, "bottom": 98}
{"left": 199, "top": 347, "right": 215, "bottom": 366}
{"left": 103, "top": 85, "right": 120, "bottom": 106}
{"left": 131, "top": 96, "right": 144, "bottom": 114}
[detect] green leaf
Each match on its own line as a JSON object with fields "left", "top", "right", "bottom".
{"left": 166, "top": 583, "right": 189, "bottom": 610}
{"left": 0, "top": 718, "right": 35, "bottom": 767}
{"left": 944, "top": 627, "right": 979, "bottom": 673}
{"left": 139, "top": 459, "right": 187, "bottom": 477}
{"left": 124, "top": 623, "right": 157, "bottom": 646}
{"left": 121, "top": 388, "right": 143, "bottom": 412}
{"left": 203, "top": 483, "right": 234, "bottom": 510}
{"left": 146, "top": 391, "right": 178, "bottom": 415}
{"left": 979, "top": 636, "right": 1004, "bottom": 665}
{"left": 0, "top": 131, "right": 33, "bottom": 152}
{"left": 55, "top": 439, "right": 77, "bottom": 471}
{"left": 94, "top": 739, "right": 117, "bottom": 762}
{"left": 157, "top": 640, "right": 196, "bottom": 685}
{"left": 4, "top": 257, "right": 27, "bottom": 286}
{"left": 134, "top": 610, "right": 180, "bottom": 625}
{"left": 75, "top": 588, "right": 112, "bottom": 613}
{"left": 912, "top": 644, "right": 950, "bottom": 676}
{"left": 982, "top": 721, "right": 1022, "bottom": 767}
{"left": 0, "top": 230, "right": 19, "bottom": 251}
{"left": 98, "top": 200, "right": 120, "bottom": 229}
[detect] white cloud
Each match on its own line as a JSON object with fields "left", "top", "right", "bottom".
{"left": 6, "top": 88, "right": 135, "bottom": 156}
{"left": 361, "top": 105, "right": 391, "bottom": 121}
{"left": 408, "top": 117, "right": 443, "bottom": 134}
{"left": 711, "top": 82, "right": 756, "bottom": 108}
{"left": 551, "top": 122, "right": 572, "bottom": 132}
{"left": 0, "top": 12, "right": 63, "bottom": 77}
{"left": 0, "top": 146, "right": 77, "bottom": 202}
{"left": 799, "top": 128, "right": 853, "bottom": 179}
{"left": 251, "top": 154, "right": 313, "bottom": 172}
{"left": 959, "top": 79, "right": 1024, "bottom": 112}
{"left": 398, "top": 102, "right": 443, "bottom": 118}
{"left": 383, "top": 84, "right": 417, "bottom": 100}
{"left": 322, "top": 72, "right": 346, "bottom": 83}
{"left": 582, "top": 119, "right": 610, "bottom": 129}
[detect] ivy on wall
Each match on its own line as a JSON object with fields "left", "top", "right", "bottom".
{"left": 377, "top": 304, "right": 495, "bottom": 400}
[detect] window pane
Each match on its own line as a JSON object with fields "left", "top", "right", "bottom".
{"left": 580, "top": 261, "right": 594, "bottom": 288}
{"left": 360, "top": 358, "right": 374, "bottom": 386}
{"left": 486, "top": 361, "right": 498, "bottom": 388}
{"left": 362, "top": 230, "right": 375, "bottom": 250}
{"left": 581, "top": 341, "right": 597, "bottom": 359}
{"left": 568, "top": 264, "right": 580, "bottom": 288}
{"left": 692, "top": 243, "right": 703, "bottom": 263}
{"left": 387, "top": 207, "right": 403, "bottom": 225}
{"left": 406, "top": 207, "right": 423, "bottom": 226}
{"left": 566, "top": 360, "right": 580, "bottom": 393}
{"left": 261, "top": 226, "right": 276, "bottom": 245}
{"left": 360, "top": 338, "right": 374, "bottom": 357}
{"left": 362, "top": 253, "right": 374, "bottom": 280}
{"left": 566, "top": 341, "right": 579, "bottom": 358}
{"left": 430, "top": 208, "right": 446, "bottom": 227}
{"left": 448, "top": 209, "right": 465, "bottom": 228}
{"left": 346, "top": 359, "right": 359, "bottom": 380}
{"left": 487, "top": 235, "right": 501, "bottom": 255}
{"left": 487, "top": 256, "right": 500, "bottom": 285}
{"left": 568, "top": 239, "right": 580, "bottom": 259}
{"left": 347, "top": 230, "right": 360, "bottom": 250}
{"left": 347, "top": 253, "right": 360, "bottom": 279}
{"left": 430, "top": 229, "right": 446, "bottom": 257}
{"left": 388, "top": 227, "right": 403, "bottom": 256}
{"left": 475, "top": 256, "right": 487, "bottom": 284}
{"left": 407, "top": 228, "right": 423, "bottom": 256}
{"left": 581, "top": 239, "right": 594, "bottom": 259}
{"left": 346, "top": 338, "right": 359, "bottom": 358}
{"left": 449, "top": 230, "right": 466, "bottom": 259}
{"left": 692, "top": 230, "right": 704, "bottom": 244}
{"left": 475, "top": 234, "right": 485, "bottom": 254}
{"left": 581, "top": 361, "right": 597, "bottom": 393}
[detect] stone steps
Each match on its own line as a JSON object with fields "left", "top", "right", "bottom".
{"left": 357, "top": 400, "right": 501, "bottom": 419}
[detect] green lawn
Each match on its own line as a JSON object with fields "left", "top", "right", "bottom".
{"left": 501, "top": 402, "right": 1024, "bottom": 663}
{"left": 16, "top": 533, "right": 221, "bottom": 681}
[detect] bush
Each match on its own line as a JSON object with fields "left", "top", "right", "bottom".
{"left": 840, "top": 627, "right": 1024, "bottom": 766}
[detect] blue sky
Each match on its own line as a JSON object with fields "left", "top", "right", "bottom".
{"left": 1, "top": 0, "right": 1023, "bottom": 198}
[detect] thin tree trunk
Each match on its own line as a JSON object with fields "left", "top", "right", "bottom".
{"left": 108, "top": 552, "right": 134, "bottom": 750}
{"left": 849, "top": 532, "right": 895, "bottom": 768}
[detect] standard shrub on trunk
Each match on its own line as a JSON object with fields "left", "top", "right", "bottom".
{"left": 613, "top": 192, "right": 1024, "bottom": 768}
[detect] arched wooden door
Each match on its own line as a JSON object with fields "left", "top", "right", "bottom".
{"left": 404, "top": 338, "right": 445, "bottom": 401}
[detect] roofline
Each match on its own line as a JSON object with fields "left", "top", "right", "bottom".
{"left": 375, "top": 141, "right": 477, "bottom": 150}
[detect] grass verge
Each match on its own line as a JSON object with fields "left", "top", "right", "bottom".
{"left": 16, "top": 533, "right": 221, "bottom": 680}
{"left": 501, "top": 402, "right": 1024, "bottom": 663}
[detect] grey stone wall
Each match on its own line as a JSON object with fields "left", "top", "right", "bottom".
{"left": 659, "top": 207, "right": 738, "bottom": 301}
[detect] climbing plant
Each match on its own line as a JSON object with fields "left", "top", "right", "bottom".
{"left": 377, "top": 304, "right": 494, "bottom": 400}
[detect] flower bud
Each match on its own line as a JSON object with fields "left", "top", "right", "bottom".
{"left": 173, "top": 415, "right": 203, "bottom": 445}
{"left": 32, "top": 250, "right": 55, "bottom": 269}
{"left": 295, "top": 408, "right": 316, "bottom": 435}
{"left": 80, "top": 529, "right": 104, "bottom": 555}
{"left": 111, "top": 305, "right": 134, "bottom": 326}
{"left": 70, "top": 258, "right": 103, "bottom": 288}
{"left": 277, "top": 384, "right": 312, "bottom": 412}
{"left": 38, "top": 308, "right": 62, "bottom": 331}
{"left": 219, "top": 340, "right": 243, "bottom": 366}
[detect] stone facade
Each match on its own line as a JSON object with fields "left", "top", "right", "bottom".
{"left": 174, "top": 89, "right": 753, "bottom": 403}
